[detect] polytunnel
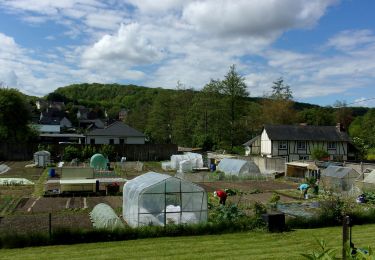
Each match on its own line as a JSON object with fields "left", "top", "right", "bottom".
{"left": 90, "top": 153, "right": 108, "bottom": 170}
{"left": 123, "top": 172, "right": 207, "bottom": 227}
{"left": 217, "top": 158, "right": 261, "bottom": 178}
{"left": 89, "top": 203, "right": 124, "bottom": 230}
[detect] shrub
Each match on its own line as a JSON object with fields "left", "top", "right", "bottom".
{"left": 99, "top": 144, "right": 115, "bottom": 160}
{"left": 63, "top": 145, "right": 80, "bottom": 161}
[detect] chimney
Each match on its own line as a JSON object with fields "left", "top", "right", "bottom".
{"left": 336, "top": 123, "right": 342, "bottom": 132}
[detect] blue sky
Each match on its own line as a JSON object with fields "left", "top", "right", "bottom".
{"left": 0, "top": 0, "right": 375, "bottom": 107}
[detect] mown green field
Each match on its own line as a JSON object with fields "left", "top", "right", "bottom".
{"left": 1, "top": 224, "right": 375, "bottom": 260}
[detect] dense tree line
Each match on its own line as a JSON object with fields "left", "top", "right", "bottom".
{"left": 2, "top": 66, "right": 373, "bottom": 156}
{"left": 46, "top": 67, "right": 369, "bottom": 154}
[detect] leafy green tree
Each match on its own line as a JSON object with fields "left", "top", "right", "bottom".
{"left": 262, "top": 78, "right": 296, "bottom": 125}
{"left": 145, "top": 92, "right": 173, "bottom": 143}
{"left": 0, "top": 88, "right": 35, "bottom": 142}
{"left": 220, "top": 65, "right": 249, "bottom": 149}
{"left": 298, "top": 107, "right": 334, "bottom": 126}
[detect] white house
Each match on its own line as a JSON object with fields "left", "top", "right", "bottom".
{"left": 260, "top": 124, "right": 351, "bottom": 162}
{"left": 85, "top": 121, "right": 145, "bottom": 145}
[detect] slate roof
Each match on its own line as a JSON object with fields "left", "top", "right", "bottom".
{"left": 263, "top": 125, "right": 351, "bottom": 142}
{"left": 86, "top": 121, "right": 145, "bottom": 137}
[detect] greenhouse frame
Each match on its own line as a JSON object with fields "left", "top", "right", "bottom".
{"left": 321, "top": 166, "right": 360, "bottom": 192}
{"left": 123, "top": 172, "right": 207, "bottom": 227}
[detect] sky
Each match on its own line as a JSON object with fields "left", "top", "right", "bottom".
{"left": 0, "top": 0, "right": 375, "bottom": 107}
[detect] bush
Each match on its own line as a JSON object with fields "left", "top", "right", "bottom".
{"left": 99, "top": 144, "right": 115, "bottom": 160}
{"left": 63, "top": 145, "right": 80, "bottom": 161}
{"left": 0, "top": 218, "right": 266, "bottom": 249}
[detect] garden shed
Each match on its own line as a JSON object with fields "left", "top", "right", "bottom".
{"left": 217, "top": 158, "right": 261, "bottom": 178}
{"left": 90, "top": 153, "right": 108, "bottom": 170}
{"left": 123, "top": 172, "right": 207, "bottom": 227}
{"left": 321, "top": 166, "right": 360, "bottom": 192}
{"left": 90, "top": 203, "right": 124, "bottom": 230}
{"left": 33, "top": 150, "right": 50, "bottom": 167}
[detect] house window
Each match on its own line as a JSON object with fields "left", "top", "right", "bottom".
{"left": 279, "top": 141, "right": 287, "bottom": 150}
{"left": 90, "top": 139, "right": 95, "bottom": 145}
{"left": 119, "top": 138, "right": 125, "bottom": 145}
{"left": 297, "top": 141, "right": 306, "bottom": 150}
{"left": 109, "top": 139, "right": 114, "bottom": 145}
{"left": 299, "top": 155, "right": 309, "bottom": 160}
{"left": 328, "top": 142, "right": 336, "bottom": 150}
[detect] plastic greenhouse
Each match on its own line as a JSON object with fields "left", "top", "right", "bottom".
{"left": 90, "top": 203, "right": 124, "bottom": 230}
{"left": 90, "top": 153, "right": 108, "bottom": 170}
{"left": 321, "top": 166, "right": 360, "bottom": 192}
{"left": 123, "top": 172, "right": 207, "bottom": 227}
{"left": 34, "top": 150, "right": 50, "bottom": 167}
{"left": 217, "top": 158, "right": 261, "bottom": 178}
{"left": 170, "top": 152, "right": 204, "bottom": 170}
{"left": 356, "top": 170, "right": 375, "bottom": 192}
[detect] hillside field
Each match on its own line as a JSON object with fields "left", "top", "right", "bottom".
{"left": 1, "top": 224, "right": 375, "bottom": 259}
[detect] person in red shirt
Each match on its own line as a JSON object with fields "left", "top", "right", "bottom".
{"left": 214, "top": 190, "right": 227, "bottom": 205}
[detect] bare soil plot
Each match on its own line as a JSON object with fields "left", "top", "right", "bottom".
{"left": 196, "top": 180, "right": 296, "bottom": 193}
{"left": 0, "top": 212, "right": 92, "bottom": 234}
{"left": 0, "top": 161, "right": 44, "bottom": 181}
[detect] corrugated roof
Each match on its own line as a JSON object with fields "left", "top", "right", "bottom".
{"left": 86, "top": 121, "right": 145, "bottom": 137}
{"left": 264, "top": 125, "right": 351, "bottom": 141}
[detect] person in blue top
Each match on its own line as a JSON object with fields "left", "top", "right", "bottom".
{"left": 298, "top": 183, "right": 310, "bottom": 199}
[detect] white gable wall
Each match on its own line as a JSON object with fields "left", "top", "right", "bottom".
{"left": 261, "top": 129, "right": 272, "bottom": 156}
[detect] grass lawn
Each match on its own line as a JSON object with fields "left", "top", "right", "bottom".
{"left": 1, "top": 224, "right": 375, "bottom": 259}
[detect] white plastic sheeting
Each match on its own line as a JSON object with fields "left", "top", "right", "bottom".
{"left": 123, "top": 172, "right": 207, "bottom": 227}
{"left": 0, "top": 164, "right": 10, "bottom": 174}
{"left": 217, "top": 158, "right": 261, "bottom": 178}
{"left": 0, "top": 178, "right": 34, "bottom": 185}
{"left": 161, "top": 161, "right": 172, "bottom": 171}
{"left": 90, "top": 203, "right": 124, "bottom": 230}
{"left": 179, "top": 160, "right": 193, "bottom": 173}
{"left": 170, "top": 152, "right": 204, "bottom": 170}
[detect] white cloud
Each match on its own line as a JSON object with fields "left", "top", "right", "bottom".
{"left": 126, "top": 0, "right": 186, "bottom": 14}
{"left": 81, "top": 23, "right": 163, "bottom": 70}
{"left": 182, "top": 0, "right": 337, "bottom": 38}
{"left": 327, "top": 29, "right": 375, "bottom": 51}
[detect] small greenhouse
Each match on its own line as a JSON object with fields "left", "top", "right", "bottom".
{"left": 34, "top": 150, "right": 51, "bottom": 167}
{"left": 123, "top": 172, "right": 207, "bottom": 227}
{"left": 90, "top": 153, "right": 108, "bottom": 170}
{"left": 217, "top": 158, "right": 261, "bottom": 179}
{"left": 90, "top": 203, "right": 124, "bottom": 230}
{"left": 321, "top": 166, "right": 360, "bottom": 192}
{"left": 357, "top": 170, "right": 375, "bottom": 192}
